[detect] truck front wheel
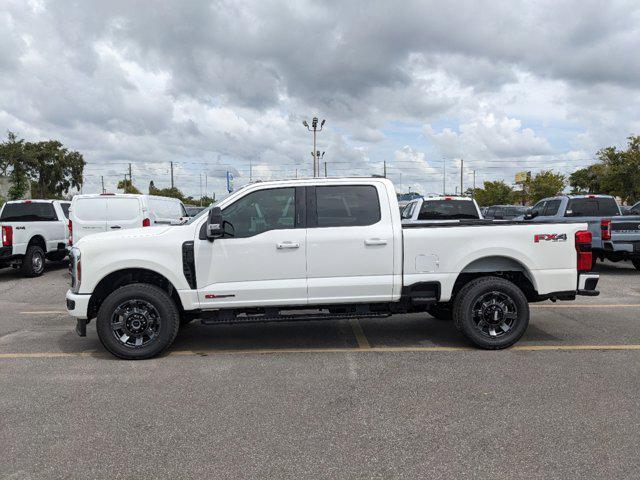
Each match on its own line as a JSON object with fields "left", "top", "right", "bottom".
{"left": 453, "top": 277, "right": 529, "bottom": 350}
{"left": 96, "top": 284, "right": 180, "bottom": 359}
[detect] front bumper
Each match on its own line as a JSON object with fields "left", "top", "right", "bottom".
{"left": 66, "top": 290, "right": 90, "bottom": 319}
{"left": 66, "top": 290, "right": 91, "bottom": 337}
{"left": 577, "top": 273, "right": 599, "bottom": 296}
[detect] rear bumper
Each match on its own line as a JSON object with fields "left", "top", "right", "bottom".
{"left": 577, "top": 273, "right": 599, "bottom": 296}
{"left": 0, "top": 246, "right": 15, "bottom": 261}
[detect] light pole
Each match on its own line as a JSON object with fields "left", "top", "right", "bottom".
{"left": 303, "top": 117, "right": 325, "bottom": 177}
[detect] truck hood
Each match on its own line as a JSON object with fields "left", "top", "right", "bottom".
{"left": 76, "top": 225, "right": 173, "bottom": 247}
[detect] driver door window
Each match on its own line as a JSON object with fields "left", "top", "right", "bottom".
{"left": 531, "top": 201, "right": 547, "bottom": 217}
{"left": 223, "top": 188, "right": 295, "bottom": 237}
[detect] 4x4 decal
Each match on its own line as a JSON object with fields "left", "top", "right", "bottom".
{"left": 534, "top": 233, "right": 567, "bottom": 243}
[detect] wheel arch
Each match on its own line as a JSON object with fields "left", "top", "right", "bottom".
{"left": 452, "top": 256, "right": 538, "bottom": 301}
{"left": 28, "top": 234, "right": 47, "bottom": 252}
{"left": 87, "top": 268, "right": 184, "bottom": 320}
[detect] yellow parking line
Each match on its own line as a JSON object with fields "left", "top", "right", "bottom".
{"left": 349, "top": 319, "right": 371, "bottom": 349}
{"left": 2, "top": 344, "right": 640, "bottom": 359}
{"left": 19, "top": 310, "right": 68, "bottom": 314}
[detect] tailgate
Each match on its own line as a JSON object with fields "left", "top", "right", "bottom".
{"left": 610, "top": 218, "right": 640, "bottom": 251}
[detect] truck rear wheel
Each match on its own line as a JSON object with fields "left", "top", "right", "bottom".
{"left": 453, "top": 276, "right": 529, "bottom": 350}
{"left": 21, "top": 245, "right": 45, "bottom": 277}
{"left": 96, "top": 284, "right": 180, "bottom": 360}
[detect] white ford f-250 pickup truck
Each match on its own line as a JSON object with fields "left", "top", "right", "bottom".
{"left": 1, "top": 199, "right": 70, "bottom": 277}
{"left": 66, "top": 178, "right": 599, "bottom": 359}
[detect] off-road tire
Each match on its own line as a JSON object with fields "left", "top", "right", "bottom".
{"left": 453, "top": 276, "right": 529, "bottom": 350}
{"left": 96, "top": 283, "right": 180, "bottom": 360}
{"left": 21, "top": 245, "right": 46, "bottom": 277}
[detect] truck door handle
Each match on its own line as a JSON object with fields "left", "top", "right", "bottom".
{"left": 110, "top": 225, "right": 122, "bottom": 229}
{"left": 276, "top": 241, "right": 300, "bottom": 249}
{"left": 365, "top": 238, "right": 387, "bottom": 246}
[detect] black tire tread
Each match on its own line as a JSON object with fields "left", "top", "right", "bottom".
{"left": 632, "top": 259, "right": 640, "bottom": 271}
{"left": 21, "top": 244, "right": 45, "bottom": 278}
{"left": 96, "top": 283, "right": 180, "bottom": 360}
{"left": 453, "top": 276, "right": 529, "bottom": 350}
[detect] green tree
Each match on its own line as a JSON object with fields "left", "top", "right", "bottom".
{"left": 569, "top": 164, "right": 606, "bottom": 194}
{"left": 471, "top": 180, "right": 514, "bottom": 206}
{"left": 117, "top": 178, "right": 141, "bottom": 194}
{"left": 25, "top": 140, "right": 85, "bottom": 198}
{"left": 526, "top": 170, "right": 566, "bottom": 204}
{"left": 0, "top": 132, "right": 30, "bottom": 199}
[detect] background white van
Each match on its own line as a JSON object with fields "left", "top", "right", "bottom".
{"left": 69, "top": 194, "right": 186, "bottom": 244}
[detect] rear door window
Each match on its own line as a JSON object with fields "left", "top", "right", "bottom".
{"left": 315, "top": 185, "right": 380, "bottom": 227}
{"left": 73, "top": 198, "right": 108, "bottom": 221}
{"left": 107, "top": 198, "right": 141, "bottom": 221}
{"left": 417, "top": 200, "right": 479, "bottom": 220}
{"left": 0, "top": 202, "right": 57, "bottom": 221}
{"left": 543, "top": 199, "right": 561, "bottom": 216}
{"left": 566, "top": 198, "right": 620, "bottom": 217}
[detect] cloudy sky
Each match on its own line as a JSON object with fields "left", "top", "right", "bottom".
{"left": 1, "top": 0, "right": 639, "bottom": 198}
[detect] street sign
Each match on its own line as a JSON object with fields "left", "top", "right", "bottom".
{"left": 515, "top": 171, "right": 531, "bottom": 184}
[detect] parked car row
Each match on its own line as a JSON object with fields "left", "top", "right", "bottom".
{"left": 521, "top": 194, "right": 640, "bottom": 270}
{"left": 0, "top": 194, "right": 190, "bottom": 277}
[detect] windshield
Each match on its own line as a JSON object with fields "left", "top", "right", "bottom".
{"left": 417, "top": 200, "right": 479, "bottom": 220}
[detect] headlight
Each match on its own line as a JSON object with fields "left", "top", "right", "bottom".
{"left": 70, "top": 247, "right": 81, "bottom": 293}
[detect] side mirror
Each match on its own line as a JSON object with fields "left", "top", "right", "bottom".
{"left": 206, "top": 207, "right": 224, "bottom": 241}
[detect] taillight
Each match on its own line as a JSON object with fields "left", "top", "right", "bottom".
{"left": 2, "top": 225, "right": 13, "bottom": 247}
{"left": 600, "top": 219, "right": 611, "bottom": 240}
{"left": 68, "top": 219, "right": 73, "bottom": 246}
{"left": 142, "top": 218, "right": 151, "bottom": 227}
{"left": 575, "top": 230, "right": 592, "bottom": 271}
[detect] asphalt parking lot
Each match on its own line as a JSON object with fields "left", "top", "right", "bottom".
{"left": 1, "top": 261, "right": 639, "bottom": 479}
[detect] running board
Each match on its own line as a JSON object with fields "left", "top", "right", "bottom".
{"left": 200, "top": 308, "right": 391, "bottom": 325}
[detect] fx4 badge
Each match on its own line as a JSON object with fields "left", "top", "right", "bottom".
{"left": 534, "top": 233, "right": 567, "bottom": 243}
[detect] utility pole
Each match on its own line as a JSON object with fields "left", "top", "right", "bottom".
{"left": 460, "top": 158, "right": 463, "bottom": 195}
{"left": 249, "top": 159, "right": 253, "bottom": 182}
{"left": 129, "top": 163, "right": 132, "bottom": 187}
{"left": 295, "top": 168, "right": 298, "bottom": 179}
{"left": 170, "top": 161, "right": 174, "bottom": 189}
{"left": 101, "top": 176, "right": 105, "bottom": 194}
{"left": 442, "top": 158, "right": 446, "bottom": 195}
{"left": 324, "top": 161, "right": 327, "bottom": 177}
{"left": 303, "top": 117, "right": 325, "bottom": 177}
{"left": 199, "top": 173, "right": 202, "bottom": 206}
{"left": 205, "top": 173, "right": 208, "bottom": 200}
{"left": 472, "top": 170, "right": 476, "bottom": 195}
{"left": 383, "top": 161, "right": 387, "bottom": 178}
